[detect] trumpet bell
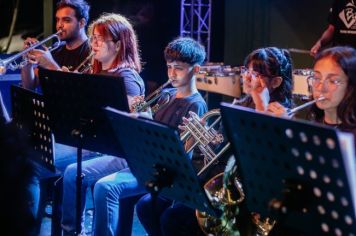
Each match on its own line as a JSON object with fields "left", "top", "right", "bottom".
{"left": 196, "top": 172, "right": 242, "bottom": 236}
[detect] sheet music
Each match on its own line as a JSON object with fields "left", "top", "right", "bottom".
{"left": 337, "top": 131, "right": 356, "bottom": 217}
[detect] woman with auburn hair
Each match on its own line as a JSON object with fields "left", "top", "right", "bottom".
{"left": 88, "top": 13, "right": 144, "bottom": 107}
{"left": 61, "top": 13, "right": 145, "bottom": 235}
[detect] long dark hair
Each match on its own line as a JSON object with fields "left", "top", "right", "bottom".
{"left": 243, "top": 47, "right": 294, "bottom": 108}
{"left": 89, "top": 13, "right": 142, "bottom": 73}
{"left": 309, "top": 46, "right": 356, "bottom": 127}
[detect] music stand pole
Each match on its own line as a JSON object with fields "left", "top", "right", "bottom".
{"left": 72, "top": 128, "right": 84, "bottom": 235}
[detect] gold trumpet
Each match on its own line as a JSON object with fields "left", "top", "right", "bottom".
{"left": 0, "top": 30, "right": 63, "bottom": 75}
{"left": 73, "top": 51, "right": 95, "bottom": 73}
{"left": 130, "top": 79, "right": 172, "bottom": 113}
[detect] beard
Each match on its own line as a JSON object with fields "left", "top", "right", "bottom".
{"left": 61, "top": 24, "right": 81, "bottom": 43}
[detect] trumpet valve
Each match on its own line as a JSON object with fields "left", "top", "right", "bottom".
{"left": 130, "top": 95, "right": 146, "bottom": 112}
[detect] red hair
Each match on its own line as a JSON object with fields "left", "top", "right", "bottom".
{"left": 88, "top": 13, "right": 142, "bottom": 73}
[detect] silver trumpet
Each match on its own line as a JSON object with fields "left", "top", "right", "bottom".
{"left": 0, "top": 30, "right": 63, "bottom": 75}
{"left": 181, "top": 95, "right": 326, "bottom": 176}
{"left": 180, "top": 109, "right": 230, "bottom": 176}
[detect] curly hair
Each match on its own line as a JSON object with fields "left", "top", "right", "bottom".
{"left": 243, "top": 47, "right": 294, "bottom": 108}
{"left": 309, "top": 46, "right": 356, "bottom": 127}
{"left": 164, "top": 37, "right": 206, "bottom": 66}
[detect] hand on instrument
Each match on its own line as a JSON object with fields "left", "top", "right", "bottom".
{"left": 266, "top": 102, "right": 290, "bottom": 117}
{"left": 26, "top": 48, "right": 59, "bottom": 70}
{"left": 61, "top": 66, "right": 70, "bottom": 72}
{"left": 23, "top": 37, "right": 39, "bottom": 49}
{"left": 22, "top": 38, "right": 39, "bottom": 66}
{"left": 128, "top": 95, "right": 153, "bottom": 119}
{"left": 310, "top": 40, "right": 321, "bottom": 57}
{"left": 178, "top": 111, "right": 206, "bottom": 132}
{"left": 129, "top": 95, "right": 145, "bottom": 113}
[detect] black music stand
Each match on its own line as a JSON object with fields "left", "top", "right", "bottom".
{"left": 39, "top": 69, "right": 130, "bottom": 235}
{"left": 11, "top": 85, "right": 57, "bottom": 173}
{"left": 11, "top": 85, "right": 65, "bottom": 234}
{"left": 220, "top": 103, "right": 356, "bottom": 235}
{"left": 105, "top": 107, "right": 220, "bottom": 217}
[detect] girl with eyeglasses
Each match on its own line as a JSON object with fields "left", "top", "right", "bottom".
{"left": 239, "top": 47, "right": 294, "bottom": 114}
{"left": 307, "top": 46, "right": 356, "bottom": 141}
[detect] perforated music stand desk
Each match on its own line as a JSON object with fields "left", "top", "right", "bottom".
{"left": 39, "top": 68, "right": 129, "bottom": 156}
{"left": 220, "top": 103, "right": 356, "bottom": 235}
{"left": 39, "top": 68, "right": 130, "bottom": 235}
{"left": 105, "top": 108, "right": 219, "bottom": 217}
{"left": 11, "top": 85, "right": 57, "bottom": 174}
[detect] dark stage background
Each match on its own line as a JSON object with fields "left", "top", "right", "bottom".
{"left": 0, "top": 0, "right": 332, "bottom": 83}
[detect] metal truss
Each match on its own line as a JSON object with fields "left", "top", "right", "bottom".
{"left": 180, "top": 0, "right": 212, "bottom": 60}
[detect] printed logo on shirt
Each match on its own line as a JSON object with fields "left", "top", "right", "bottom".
{"left": 338, "top": 1, "right": 356, "bottom": 32}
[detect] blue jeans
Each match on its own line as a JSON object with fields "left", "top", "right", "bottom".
{"left": 136, "top": 194, "right": 202, "bottom": 236}
{"left": 136, "top": 194, "right": 172, "bottom": 236}
{"left": 61, "top": 155, "right": 128, "bottom": 232}
{"left": 93, "top": 168, "right": 146, "bottom": 236}
{"left": 28, "top": 176, "right": 40, "bottom": 220}
{"left": 160, "top": 203, "right": 203, "bottom": 236}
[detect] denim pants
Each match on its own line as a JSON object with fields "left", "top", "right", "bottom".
{"left": 136, "top": 194, "right": 203, "bottom": 236}
{"left": 136, "top": 194, "right": 172, "bottom": 236}
{"left": 93, "top": 168, "right": 146, "bottom": 236}
{"left": 28, "top": 176, "right": 40, "bottom": 221}
{"left": 61, "top": 155, "right": 128, "bottom": 232}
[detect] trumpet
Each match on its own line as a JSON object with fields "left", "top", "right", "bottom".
{"left": 130, "top": 79, "right": 172, "bottom": 113}
{"left": 180, "top": 109, "right": 230, "bottom": 176}
{"left": 0, "top": 30, "right": 63, "bottom": 75}
{"left": 73, "top": 51, "right": 95, "bottom": 73}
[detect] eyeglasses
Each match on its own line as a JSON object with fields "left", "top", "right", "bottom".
{"left": 307, "top": 75, "right": 345, "bottom": 90}
{"left": 240, "top": 66, "right": 265, "bottom": 79}
{"left": 89, "top": 35, "right": 113, "bottom": 46}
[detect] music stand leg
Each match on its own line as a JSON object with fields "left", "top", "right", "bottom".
{"left": 74, "top": 131, "right": 84, "bottom": 236}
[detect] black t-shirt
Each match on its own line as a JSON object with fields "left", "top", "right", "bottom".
{"left": 52, "top": 40, "right": 91, "bottom": 70}
{"left": 322, "top": 120, "right": 356, "bottom": 148}
{"left": 328, "top": 0, "right": 356, "bottom": 47}
{"left": 154, "top": 88, "right": 208, "bottom": 128}
{"left": 153, "top": 88, "right": 207, "bottom": 164}
{"left": 99, "top": 67, "right": 145, "bottom": 97}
